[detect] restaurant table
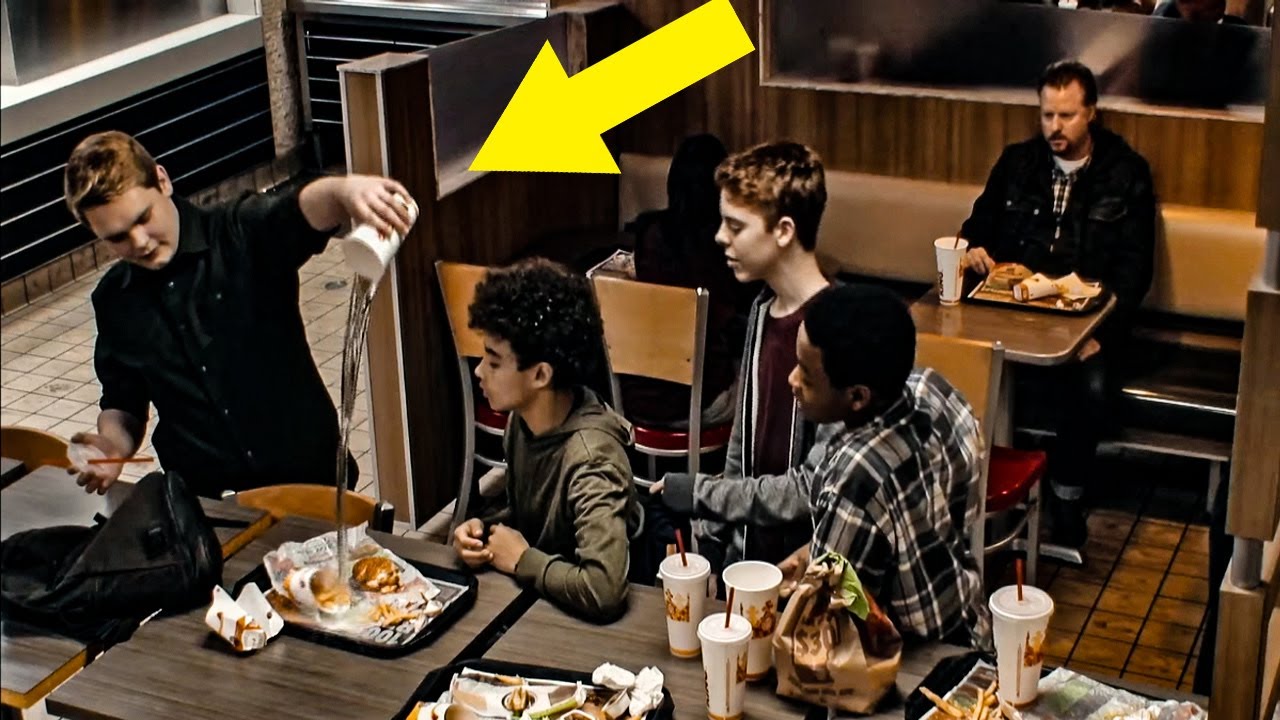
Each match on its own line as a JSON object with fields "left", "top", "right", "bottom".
{"left": 47, "top": 515, "right": 531, "bottom": 720}
{"left": 910, "top": 287, "right": 1116, "bottom": 367}
{"left": 0, "top": 458, "right": 25, "bottom": 487}
{"left": 1, "top": 466, "right": 274, "bottom": 713}
{"left": 484, "top": 584, "right": 968, "bottom": 720}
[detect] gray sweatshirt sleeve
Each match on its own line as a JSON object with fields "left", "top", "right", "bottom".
{"left": 690, "top": 423, "right": 836, "bottom": 526}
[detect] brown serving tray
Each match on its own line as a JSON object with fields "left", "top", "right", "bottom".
{"left": 966, "top": 277, "right": 1108, "bottom": 315}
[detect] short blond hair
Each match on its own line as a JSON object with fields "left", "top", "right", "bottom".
{"left": 714, "top": 141, "right": 826, "bottom": 251}
{"left": 63, "top": 131, "right": 161, "bottom": 224}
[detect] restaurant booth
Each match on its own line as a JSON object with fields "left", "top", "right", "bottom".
{"left": 3, "top": 0, "right": 1276, "bottom": 718}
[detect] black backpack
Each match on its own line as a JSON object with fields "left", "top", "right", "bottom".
{"left": 1, "top": 470, "right": 223, "bottom": 646}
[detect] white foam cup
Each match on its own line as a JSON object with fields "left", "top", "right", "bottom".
{"left": 658, "top": 552, "right": 711, "bottom": 657}
{"left": 722, "top": 560, "right": 783, "bottom": 680}
{"left": 698, "top": 613, "right": 751, "bottom": 720}
{"left": 989, "top": 585, "right": 1054, "bottom": 706}
{"left": 340, "top": 193, "right": 419, "bottom": 283}
{"left": 934, "top": 236, "right": 969, "bottom": 305}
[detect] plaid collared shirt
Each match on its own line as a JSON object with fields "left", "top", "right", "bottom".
{"left": 1050, "top": 157, "right": 1089, "bottom": 243}
{"left": 808, "top": 368, "right": 991, "bottom": 649}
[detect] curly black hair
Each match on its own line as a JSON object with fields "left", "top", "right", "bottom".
{"left": 467, "top": 258, "right": 603, "bottom": 390}
{"left": 804, "top": 284, "right": 916, "bottom": 402}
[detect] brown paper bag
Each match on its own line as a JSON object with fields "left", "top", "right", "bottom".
{"left": 773, "top": 554, "right": 903, "bottom": 713}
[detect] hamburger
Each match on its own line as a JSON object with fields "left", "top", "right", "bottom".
{"left": 352, "top": 556, "right": 402, "bottom": 593}
{"left": 985, "top": 263, "right": 1033, "bottom": 292}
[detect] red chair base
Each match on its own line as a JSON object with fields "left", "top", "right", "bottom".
{"left": 474, "top": 398, "right": 510, "bottom": 433}
{"left": 634, "top": 422, "right": 733, "bottom": 454}
{"left": 986, "top": 445, "right": 1047, "bottom": 514}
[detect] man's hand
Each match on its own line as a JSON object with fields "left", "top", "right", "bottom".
{"left": 1076, "top": 337, "right": 1102, "bottom": 362}
{"left": 300, "top": 175, "right": 415, "bottom": 240}
{"left": 964, "top": 247, "right": 996, "bottom": 275}
{"left": 336, "top": 175, "right": 414, "bottom": 240}
{"left": 452, "top": 518, "right": 492, "bottom": 568}
{"left": 67, "top": 432, "right": 125, "bottom": 495}
{"left": 777, "top": 544, "right": 811, "bottom": 598}
{"left": 487, "top": 524, "right": 530, "bottom": 575}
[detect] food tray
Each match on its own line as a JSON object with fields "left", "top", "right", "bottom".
{"left": 966, "top": 278, "right": 1108, "bottom": 315}
{"left": 232, "top": 556, "right": 476, "bottom": 659}
{"left": 905, "top": 652, "right": 1204, "bottom": 720}
{"left": 392, "top": 659, "right": 676, "bottom": 720}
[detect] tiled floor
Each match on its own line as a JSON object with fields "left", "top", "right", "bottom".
{"left": 1, "top": 241, "right": 377, "bottom": 494}
{"left": 991, "top": 453, "right": 1214, "bottom": 694}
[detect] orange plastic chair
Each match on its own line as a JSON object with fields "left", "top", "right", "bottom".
{"left": 231, "top": 484, "right": 395, "bottom": 532}
{"left": 0, "top": 426, "right": 73, "bottom": 472}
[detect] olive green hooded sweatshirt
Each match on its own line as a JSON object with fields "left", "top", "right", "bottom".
{"left": 487, "top": 387, "right": 639, "bottom": 621}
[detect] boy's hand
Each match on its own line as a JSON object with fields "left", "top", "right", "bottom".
{"left": 777, "top": 544, "right": 811, "bottom": 598}
{"left": 453, "top": 518, "right": 492, "bottom": 568}
{"left": 487, "top": 524, "right": 530, "bottom": 575}
{"left": 649, "top": 479, "right": 664, "bottom": 494}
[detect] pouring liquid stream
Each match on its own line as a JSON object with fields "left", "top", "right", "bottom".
{"left": 335, "top": 273, "right": 376, "bottom": 581}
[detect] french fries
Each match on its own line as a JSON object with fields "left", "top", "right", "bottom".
{"left": 922, "top": 679, "right": 1021, "bottom": 720}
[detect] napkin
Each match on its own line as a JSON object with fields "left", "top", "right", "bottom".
{"left": 205, "top": 584, "right": 284, "bottom": 652}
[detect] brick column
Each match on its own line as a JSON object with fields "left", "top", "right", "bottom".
{"left": 260, "top": 0, "right": 302, "bottom": 156}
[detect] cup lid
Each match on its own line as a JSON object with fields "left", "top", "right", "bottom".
{"left": 660, "top": 552, "right": 710, "bottom": 578}
{"left": 989, "top": 585, "right": 1053, "bottom": 619}
{"left": 697, "top": 612, "right": 751, "bottom": 642}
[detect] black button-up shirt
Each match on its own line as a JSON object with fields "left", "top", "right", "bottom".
{"left": 92, "top": 189, "right": 348, "bottom": 497}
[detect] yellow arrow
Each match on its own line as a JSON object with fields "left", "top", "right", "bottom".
{"left": 469, "top": 0, "right": 754, "bottom": 174}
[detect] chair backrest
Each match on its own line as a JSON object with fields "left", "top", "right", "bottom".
{"left": 913, "top": 333, "right": 1004, "bottom": 571}
{"left": 0, "top": 426, "right": 72, "bottom": 470}
{"left": 233, "top": 484, "right": 394, "bottom": 532}
{"left": 436, "top": 261, "right": 489, "bottom": 359}
{"left": 913, "top": 334, "right": 1003, "bottom": 439}
{"left": 591, "top": 274, "right": 708, "bottom": 388}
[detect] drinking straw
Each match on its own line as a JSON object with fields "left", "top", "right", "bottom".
{"left": 725, "top": 587, "right": 736, "bottom": 629}
{"left": 1016, "top": 558, "right": 1025, "bottom": 602}
{"left": 87, "top": 456, "right": 154, "bottom": 465}
{"left": 674, "top": 529, "right": 688, "bottom": 567}
{"left": 953, "top": 229, "right": 963, "bottom": 250}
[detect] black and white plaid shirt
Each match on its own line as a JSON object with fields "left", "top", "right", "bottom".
{"left": 1051, "top": 156, "right": 1089, "bottom": 242}
{"left": 808, "top": 368, "right": 991, "bottom": 649}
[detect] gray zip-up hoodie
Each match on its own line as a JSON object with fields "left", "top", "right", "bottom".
{"left": 664, "top": 288, "right": 820, "bottom": 571}
{"left": 487, "top": 387, "right": 639, "bottom": 621}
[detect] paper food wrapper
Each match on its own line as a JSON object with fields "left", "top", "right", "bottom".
{"left": 205, "top": 584, "right": 284, "bottom": 652}
{"left": 1012, "top": 272, "right": 1102, "bottom": 303}
{"left": 258, "top": 523, "right": 462, "bottom": 650}
{"left": 409, "top": 664, "right": 664, "bottom": 720}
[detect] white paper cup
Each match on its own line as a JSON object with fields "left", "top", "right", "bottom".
{"left": 698, "top": 613, "right": 751, "bottom": 720}
{"left": 723, "top": 561, "right": 782, "bottom": 681}
{"left": 934, "top": 236, "right": 969, "bottom": 305}
{"left": 989, "top": 585, "right": 1054, "bottom": 706}
{"left": 659, "top": 552, "right": 711, "bottom": 657}
{"left": 340, "top": 193, "right": 419, "bottom": 283}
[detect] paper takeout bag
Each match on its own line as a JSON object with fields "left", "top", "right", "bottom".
{"left": 772, "top": 554, "right": 902, "bottom": 714}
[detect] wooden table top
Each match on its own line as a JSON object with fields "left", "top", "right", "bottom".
{"left": 911, "top": 288, "right": 1116, "bottom": 366}
{"left": 47, "top": 516, "right": 530, "bottom": 720}
{"left": 485, "top": 584, "right": 967, "bottom": 720}
{"left": 1, "top": 468, "right": 273, "bottom": 710}
{"left": 0, "top": 457, "right": 25, "bottom": 487}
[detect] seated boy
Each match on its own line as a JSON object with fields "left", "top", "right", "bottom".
{"left": 452, "top": 259, "right": 640, "bottom": 621}
{"left": 779, "top": 285, "right": 990, "bottom": 647}
{"left": 654, "top": 141, "right": 831, "bottom": 572}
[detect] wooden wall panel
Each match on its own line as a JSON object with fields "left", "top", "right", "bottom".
{"left": 620, "top": 0, "right": 1264, "bottom": 212}
{"left": 1259, "top": 19, "right": 1280, "bottom": 229}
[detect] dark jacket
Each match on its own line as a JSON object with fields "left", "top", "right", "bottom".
{"left": 960, "top": 126, "right": 1156, "bottom": 346}
{"left": 485, "top": 387, "right": 639, "bottom": 622}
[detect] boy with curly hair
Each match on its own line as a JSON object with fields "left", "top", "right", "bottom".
{"left": 452, "top": 259, "right": 639, "bottom": 621}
